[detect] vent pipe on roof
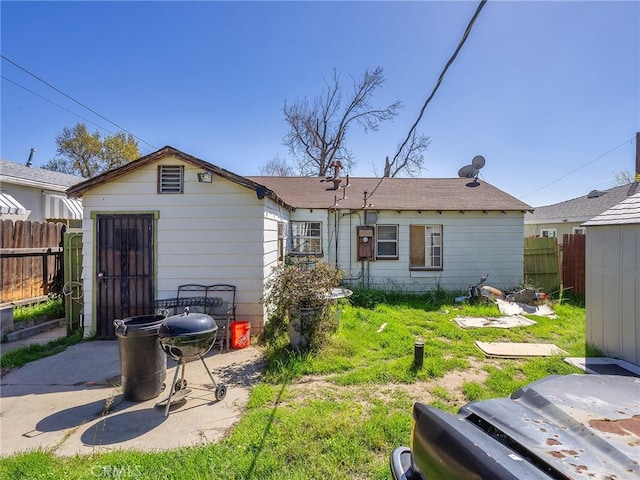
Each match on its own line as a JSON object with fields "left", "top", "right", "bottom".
{"left": 587, "top": 190, "right": 604, "bottom": 198}
{"left": 26, "top": 148, "right": 36, "bottom": 167}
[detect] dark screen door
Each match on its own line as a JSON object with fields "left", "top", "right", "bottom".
{"left": 96, "top": 214, "right": 154, "bottom": 339}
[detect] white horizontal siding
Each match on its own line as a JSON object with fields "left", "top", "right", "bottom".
{"left": 328, "top": 210, "right": 525, "bottom": 291}
{"left": 79, "top": 158, "right": 272, "bottom": 336}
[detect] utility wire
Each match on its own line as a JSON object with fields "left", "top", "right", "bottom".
{"left": 367, "top": 0, "right": 487, "bottom": 200}
{"left": 2, "top": 75, "right": 119, "bottom": 137}
{"left": 519, "top": 137, "right": 635, "bottom": 200}
{"left": 1, "top": 55, "right": 158, "bottom": 150}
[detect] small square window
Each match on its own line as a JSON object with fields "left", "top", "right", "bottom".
{"left": 376, "top": 225, "right": 398, "bottom": 259}
{"left": 290, "top": 221, "right": 322, "bottom": 255}
{"left": 158, "top": 165, "right": 184, "bottom": 194}
{"left": 540, "top": 229, "right": 557, "bottom": 238}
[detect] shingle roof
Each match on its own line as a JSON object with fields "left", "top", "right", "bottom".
{"left": 66, "top": 146, "right": 531, "bottom": 212}
{"left": 583, "top": 192, "right": 640, "bottom": 226}
{"left": 524, "top": 183, "right": 638, "bottom": 223}
{"left": 247, "top": 176, "right": 531, "bottom": 212}
{"left": 1, "top": 159, "right": 84, "bottom": 191}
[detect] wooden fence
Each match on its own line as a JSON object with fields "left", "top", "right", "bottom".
{"left": 561, "top": 233, "right": 586, "bottom": 296}
{"left": 0, "top": 220, "right": 66, "bottom": 304}
{"left": 523, "top": 236, "right": 561, "bottom": 294}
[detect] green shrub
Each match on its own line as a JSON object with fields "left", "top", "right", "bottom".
{"left": 13, "top": 297, "right": 65, "bottom": 323}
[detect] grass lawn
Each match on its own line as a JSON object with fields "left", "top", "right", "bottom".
{"left": 0, "top": 292, "right": 589, "bottom": 479}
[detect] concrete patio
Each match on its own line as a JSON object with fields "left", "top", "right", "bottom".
{"left": 0, "top": 339, "right": 265, "bottom": 456}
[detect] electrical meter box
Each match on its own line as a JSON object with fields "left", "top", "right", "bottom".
{"left": 357, "top": 226, "right": 374, "bottom": 260}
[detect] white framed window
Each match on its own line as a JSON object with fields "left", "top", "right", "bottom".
{"left": 376, "top": 225, "right": 398, "bottom": 259}
{"left": 540, "top": 228, "right": 557, "bottom": 238}
{"left": 290, "top": 221, "right": 322, "bottom": 255}
{"left": 158, "top": 165, "right": 184, "bottom": 194}
{"left": 409, "top": 225, "right": 442, "bottom": 270}
{"left": 572, "top": 227, "right": 585, "bottom": 235}
{"left": 277, "top": 222, "right": 286, "bottom": 262}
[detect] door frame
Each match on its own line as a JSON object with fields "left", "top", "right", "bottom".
{"left": 91, "top": 211, "right": 159, "bottom": 338}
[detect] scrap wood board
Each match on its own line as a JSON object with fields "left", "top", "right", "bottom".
{"left": 476, "top": 341, "right": 567, "bottom": 358}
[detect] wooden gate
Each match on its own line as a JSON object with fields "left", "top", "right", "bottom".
{"left": 523, "top": 236, "right": 561, "bottom": 294}
{"left": 63, "top": 231, "right": 83, "bottom": 334}
{"left": 561, "top": 233, "right": 586, "bottom": 296}
{"left": 96, "top": 214, "right": 154, "bottom": 339}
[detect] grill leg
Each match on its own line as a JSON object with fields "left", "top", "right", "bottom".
{"left": 164, "top": 362, "right": 182, "bottom": 417}
{"left": 199, "top": 357, "right": 218, "bottom": 388}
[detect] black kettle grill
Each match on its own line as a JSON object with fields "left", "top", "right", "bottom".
{"left": 156, "top": 307, "right": 227, "bottom": 416}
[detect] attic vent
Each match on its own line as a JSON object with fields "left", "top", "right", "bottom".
{"left": 587, "top": 189, "right": 605, "bottom": 198}
{"left": 158, "top": 165, "right": 184, "bottom": 194}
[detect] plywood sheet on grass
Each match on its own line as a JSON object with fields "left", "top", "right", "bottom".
{"left": 476, "top": 341, "right": 567, "bottom": 358}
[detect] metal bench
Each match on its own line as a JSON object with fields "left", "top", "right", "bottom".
{"left": 154, "top": 284, "right": 236, "bottom": 351}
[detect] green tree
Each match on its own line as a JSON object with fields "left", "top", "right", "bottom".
{"left": 42, "top": 123, "right": 139, "bottom": 178}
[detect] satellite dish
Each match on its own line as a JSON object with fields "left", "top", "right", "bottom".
{"left": 471, "top": 155, "right": 485, "bottom": 169}
{"left": 458, "top": 165, "right": 478, "bottom": 178}
{"left": 457, "top": 155, "right": 486, "bottom": 181}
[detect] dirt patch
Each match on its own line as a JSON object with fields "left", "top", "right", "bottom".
{"left": 285, "top": 359, "right": 493, "bottom": 410}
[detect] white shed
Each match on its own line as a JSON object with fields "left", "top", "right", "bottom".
{"left": 583, "top": 190, "right": 640, "bottom": 366}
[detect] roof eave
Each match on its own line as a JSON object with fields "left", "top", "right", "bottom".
{"left": 66, "top": 146, "right": 294, "bottom": 210}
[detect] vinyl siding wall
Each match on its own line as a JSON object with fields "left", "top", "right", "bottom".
{"left": 586, "top": 224, "right": 640, "bottom": 365}
{"left": 524, "top": 221, "right": 584, "bottom": 244}
{"left": 293, "top": 209, "right": 525, "bottom": 292}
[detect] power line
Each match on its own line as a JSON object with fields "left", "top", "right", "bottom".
{"left": 519, "top": 137, "right": 635, "bottom": 200}
{"left": 2, "top": 75, "right": 119, "bottom": 136}
{"left": 1, "top": 55, "right": 158, "bottom": 150}
{"left": 367, "top": 0, "right": 487, "bottom": 200}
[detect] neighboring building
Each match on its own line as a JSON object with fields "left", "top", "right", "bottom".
{"left": 524, "top": 183, "right": 639, "bottom": 244}
{"left": 584, "top": 192, "right": 640, "bottom": 366}
{"left": 0, "top": 159, "right": 83, "bottom": 224}
{"left": 67, "top": 146, "right": 532, "bottom": 339}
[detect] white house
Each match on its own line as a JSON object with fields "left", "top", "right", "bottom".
{"left": 67, "top": 146, "right": 532, "bottom": 339}
{"left": 583, "top": 192, "right": 640, "bottom": 366}
{"left": 0, "top": 158, "right": 83, "bottom": 224}
{"left": 524, "top": 183, "right": 638, "bottom": 245}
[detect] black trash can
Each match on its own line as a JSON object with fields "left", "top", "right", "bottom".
{"left": 114, "top": 315, "right": 167, "bottom": 402}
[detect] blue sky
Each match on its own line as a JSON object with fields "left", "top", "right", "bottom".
{"left": 1, "top": 1, "right": 638, "bottom": 207}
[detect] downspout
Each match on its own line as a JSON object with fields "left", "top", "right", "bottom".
{"left": 334, "top": 208, "right": 339, "bottom": 268}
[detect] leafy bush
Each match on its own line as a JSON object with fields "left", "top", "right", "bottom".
{"left": 263, "top": 257, "right": 344, "bottom": 350}
{"left": 347, "top": 287, "right": 387, "bottom": 309}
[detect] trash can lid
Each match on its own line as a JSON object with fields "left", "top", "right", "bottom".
{"left": 114, "top": 315, "right": 166, "bottom": 337}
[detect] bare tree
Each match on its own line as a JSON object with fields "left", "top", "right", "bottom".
{"left": 611, "top": 169, "right": 639, "bottom": 186}
{"left": 383, "top": 131, "right": 431, "bottom": 177}
{"left": 283, "top": 67, "right": 401, "bottom": 176}
{"left": 259, "top": 155, "right": 295, "bottom": 176}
